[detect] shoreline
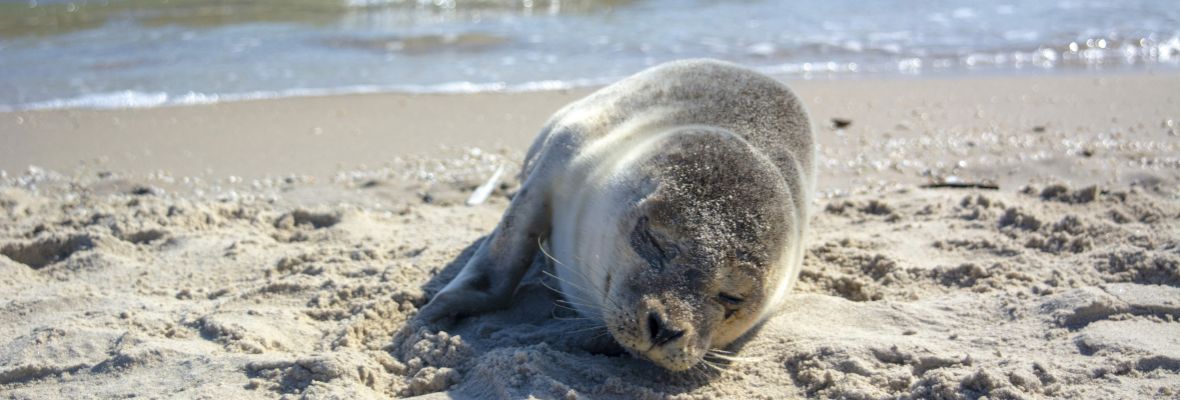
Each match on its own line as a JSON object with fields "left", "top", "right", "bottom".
{"left": 6, "top": 65, "right": 1177, "bottom": 113}
{"left": 3, "top": 71, "right": 1177, "bottom": 194}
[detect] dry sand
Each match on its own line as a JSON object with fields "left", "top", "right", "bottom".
{"left": 1, "top": 73, "right": 1178, "bottom": 399}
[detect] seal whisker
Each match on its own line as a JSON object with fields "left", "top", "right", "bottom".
{"left": 589, "top": 330, "right": 613, "bottom": 340}
{"left": 551, "top": 300, "right": 610, "bottom": 323}
{"left": 552, "top": 315, "right": 598, "bottom": 321}
{"left": 555, "top": 303, "right": 606, "bottom": 318}
{"left": 567, "top": 324, "right": 609, "bottom": 335}
{"left": 538, "top": 279, "right": 568, "bottom": 296}
{"left": 539, "top": 239, "right": 612, "bottom": 299}
{"left": 698, "top": 356, "right": 726, "bottom": 370}
{"left": 551, "top": 251, "right": 630, "bottom": 314}
{"left": 540, "top": 270, "right": 600, "bottom": 302}
{"left": 556, "top": 309, "right": 604, "bottom": 320}
{"left": 689, "top": 361, "right": 719, "bottom": 380}
{"left": 705, "top": 351, "right": 761, "bottom": 364}
{"left": 706, "top": 349, "right": 755, "bottom": 358}
{"left": 541, "top": 269, "right": 621, "bottom": 315}
{"left": 541, "top": 282, "right": 609, "bottom": 318}
{"left": 701, "top": 360, "right": 725, "bottom": 374}
{"left": 540, "top": 279, "right": 603, "bottom": 312}
{"left": 705, "top": 353, "right": 758, "bottom": 362}
{"left": 538, "top": 236, "right": 626, "bottom": 313}
{"left": 536, "top": 236, "right": 567, "bottom": 267}
{"left": 537, "top": 237, "right": 618, "bottom": 312}
{"left": 551, "top": 302, "right": 582, "bottom": 313}
{"left": 539, "top": 269, "right": 600, "bottom": 307}
{"left": 554, "top": 297, "right": 603, "bottom": 309}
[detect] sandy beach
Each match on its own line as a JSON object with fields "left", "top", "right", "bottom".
{"left": 1, "top": 72, "right": 1178, "bottom": 399}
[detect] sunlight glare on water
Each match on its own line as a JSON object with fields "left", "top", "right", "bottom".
{"left": 1, "top": 0, "right": 1177, "bottom": 110}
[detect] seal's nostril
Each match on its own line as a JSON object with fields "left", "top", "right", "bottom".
{"left": 648, "top": 311, "right": 685, "bottom": 346}
{"left": 648, "top": 312, "right": 662, "bottom": 341}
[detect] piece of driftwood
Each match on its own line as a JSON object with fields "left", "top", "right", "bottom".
{"left": 466, "top": 165, "right": 505, "bottom": 206}
{"left": 920, "top": 181, "right": 999, "bottom": 190}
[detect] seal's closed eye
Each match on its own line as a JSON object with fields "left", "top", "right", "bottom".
{"left": 718, "top": 293, "right": 744, "bottom": 319}
{"left": 718, "top": 293, "right": 744, "bottom": 304}
{"left": 629, "top": 216, "right": 678, "bottom": 269}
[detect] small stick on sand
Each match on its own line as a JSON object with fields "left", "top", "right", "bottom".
{"left": 920, "top": 182, "right": 999, "bottom": 190}
{"left": 466, "top": 165, "right": 505, "bottom": 206}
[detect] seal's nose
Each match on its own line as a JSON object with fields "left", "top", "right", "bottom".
{"left": 647, "top": 311, "right": 685, "bottom": 346}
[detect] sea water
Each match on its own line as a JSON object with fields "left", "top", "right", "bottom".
{"left": 1, "top": 0, "right": 1177, "bottom": 110}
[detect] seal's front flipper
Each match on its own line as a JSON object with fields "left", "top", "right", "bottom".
{"left": 416, "top": 182, "right": 551, "bottom": 324}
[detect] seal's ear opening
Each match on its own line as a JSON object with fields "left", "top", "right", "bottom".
{"left": 630, "top": 216, "right": 679, "bottom": 270}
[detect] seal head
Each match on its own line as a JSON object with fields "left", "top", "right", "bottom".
{"left": 583, "top": 127, "right": 795, "bottom": 371}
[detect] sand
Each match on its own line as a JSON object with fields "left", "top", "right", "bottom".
{"left": 1, "top": 72, "right": 1178, "bottom": 399}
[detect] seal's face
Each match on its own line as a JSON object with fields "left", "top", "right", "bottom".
{"left": 594, "top": 129, "right": 792, "bottom": 371}
{"left": 601, "top": 214, "right": 774, "bottom": 371}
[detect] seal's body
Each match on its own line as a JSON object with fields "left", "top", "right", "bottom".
{"left": 419, "top": 59, "right": 815, "bottom": 371}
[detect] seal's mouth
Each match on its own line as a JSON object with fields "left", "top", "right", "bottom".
{"left": 613, "top": 333, "right": 702, "bottom": 372}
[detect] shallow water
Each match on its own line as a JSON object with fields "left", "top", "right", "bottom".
{"left": 1, "top": 0, "right": 1178, "bottom": 110}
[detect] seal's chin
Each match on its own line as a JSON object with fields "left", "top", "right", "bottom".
{"left": 640, "top": 347, "right": 702, "bottom": 372}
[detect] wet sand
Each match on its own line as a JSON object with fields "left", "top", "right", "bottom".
{"left": 1, "top": 72, "right": 1178, "bottom": 399}
{"left": 4, "top": 72, "right": 1178, "bottom": 192}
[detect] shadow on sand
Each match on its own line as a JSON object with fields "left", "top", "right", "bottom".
{"left": 392, "top": 235, "right": 769, "bottom": 397}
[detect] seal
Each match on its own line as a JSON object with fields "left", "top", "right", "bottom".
{"left": 418, "top": 59, "right": 815, "bottom": 371}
